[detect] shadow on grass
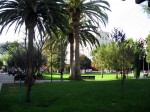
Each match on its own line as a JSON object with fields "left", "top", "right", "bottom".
{"left": 0, "top": 79, "right": 150, "bottom": 112}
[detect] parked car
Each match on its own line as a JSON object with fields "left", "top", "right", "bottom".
{"left": 8, "top": 69, "right": 18, "bottom": 76}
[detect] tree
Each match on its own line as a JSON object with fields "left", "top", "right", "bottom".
{"left": 80, "top": 54, "right": 91, "bottom": 72}
{"left": 146, "top": 34, "right": 150, "bottom": 63}
{"left": 0, "top": 60, "right": 3, "bottom": 69}
{"left": 133, "top": 39, "right": 145, "bottom": 78}
{"left": 68, "top": 21, "right": 102, "bottom": 79}
{"left": 111, "top": 28, "right": 127, "bottom": 97}
{"left": 42, "top": 31, "right": 68, "bottom": 76}
{"left": 143, "top": 4, "right": 150, "bottom": 17}
{"left": 0, "top": 41, "right": 46, "bottom": 74}
{"left": 66, "top": 0, "right": 110, "bottom": 80}
{"left": 0, "top": 0, "right": 68, "bottom": 102}
{"left": 111, "top": 28, "right": 126, "bottom": 77}
{"left": 107, "top": 42, "right": 121, "bottom": 78}
{"left": 146, "top": 34, "right": 150, "bottom": 73}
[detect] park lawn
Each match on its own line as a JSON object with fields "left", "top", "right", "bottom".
{"left": 43, "top": 72, "right": 134, "bottom": 81}
{"left": 43, "top": 72, "right": 70, "bottom": 80}
{"left": 0, "top": 79, "right": 150, "bottom": 112}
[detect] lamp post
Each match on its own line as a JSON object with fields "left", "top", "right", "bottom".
{"left": 148, "top": 63, "right": 149, "bottom": 75}
{"left": 143, "top": 55, "right": 145, "bottom": 76}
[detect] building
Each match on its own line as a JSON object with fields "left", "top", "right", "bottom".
{"left": 80, "top": 30, "right": 112, "bottom": 59}
{"left": 97, "top": 30, "right": 111, "bottom": 45}
{"left": 66, "top": 30, "right": 112, "bottom": 64}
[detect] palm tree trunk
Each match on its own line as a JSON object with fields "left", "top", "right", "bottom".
{"left": 70, "top": 41, "right": 75, "bottom": 79}
{"left": 73, "top": 20, "right": 82, "bottom": 80}
{"left": 26, "top": 27, "right": 34, "bottom": 102}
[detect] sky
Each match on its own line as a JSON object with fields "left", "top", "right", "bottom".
{"left": 0, "top": 0, "right": 150, "bottom": 43}
{"left": 102, "top": 0, "right": 150, "bottom": 41}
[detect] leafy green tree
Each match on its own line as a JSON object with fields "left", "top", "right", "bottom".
{"left": 146, "top": 34, "right": 150, "bottom": 63}
{"left": 80, "top": 54, "right": 91, "bottom": 71}
{"left": 106, "top": 42, "right": 121, "bottom": 78}
{"left": 133, "top": 39, "right": 145, "bottom": 78}
{"left": 42, "top": 31, "right": 68, "bottom": 73}
{"left": 92, "top": 38, "right": 134, "bottom": 79}
{"left": 1, "top": 41, "right": 46, "bottom": 73}
{"left": 92, "top": 44, "right": 108, "bottom": 78}
{"left": 146, "top": 34, "right": 150, "bottom": 73}
{"left": 92, "top": 28, "right": 134, "bottom": 96}
{"left": 111, "top": 28, "right": 127, "bottom": 78}
{"left": 0, "top": 60, "right": 3, "bottom": 69}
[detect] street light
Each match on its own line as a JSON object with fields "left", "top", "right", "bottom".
{"left": 143, "top": 55, "right": 145, "bottom": 76}
{"left": 148, "top": 62, "right": 149, "bottom": 75}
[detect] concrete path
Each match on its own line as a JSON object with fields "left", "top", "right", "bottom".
{"left": 0, "top": 73, "right": 14, "bottom": 92}
{"left": 35, "top": 80, "right": 70, "bottom": 83}
{"left": 0, "top": 73, "right": 14, "bottom": 83}
{"left": 0, "top": 72, "right": 70, "bottom": 92}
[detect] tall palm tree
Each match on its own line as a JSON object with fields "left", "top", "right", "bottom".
{"left": 68, "top": 22, "right": 101, "bottom": 79}
{"left": 66, "top": 0, "right": 110, "bottom": 80}
{"left": 0, "top": 0, "right": 68, "bottom": 102}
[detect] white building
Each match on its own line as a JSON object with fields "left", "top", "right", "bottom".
{"left": 80, "top": 30, "right": 112, "bottom": 58}
{"left": 97, "top": 30, "right": 111, "bottom": 45}
{"left": 66, "top": 30, "right": 112, "bottom": 63}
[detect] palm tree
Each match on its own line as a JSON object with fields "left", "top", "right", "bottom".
{"left": 0, "top": 0, "right": 68, "bottom": 102}
{"left": 68, "top": 22, "right": 101, "bottom": 79}
{"left": 66, "top": 0, "right": 110, "bottom": 80}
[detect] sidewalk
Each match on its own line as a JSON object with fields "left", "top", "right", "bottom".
{"left": 0, "top": 73, "right": 70, "bottom": 92}
{"left": 0, "top": 73, "right": 14, "bottom": 83}
{"left": 0, "top": 73, "right": 13, "bottom": 92}
{"left": 35, "top": 80, "right": 70, "bottom": 83}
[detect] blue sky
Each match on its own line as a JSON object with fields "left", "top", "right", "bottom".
{"left": 102, "top": 0, "right": 150, "bottom": 40}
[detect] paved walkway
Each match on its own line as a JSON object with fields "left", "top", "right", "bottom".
{"left": 0, "top": 73, "right": 70, "bottom": 92}
{"left": 0, "top": 73, "right": 14, "bottom": 83}
{"left": 0, "top": 73, "right": 14, "bottom": 92}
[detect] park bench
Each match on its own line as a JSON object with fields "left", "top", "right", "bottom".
{"left": 143, "top": 71, "right": 148, "bottom": 78}
{"left": 14, "top": 74, "right": 26, "bottom": 83}
{"left": 82, "top": 76, "right": 95, "bottom": 80}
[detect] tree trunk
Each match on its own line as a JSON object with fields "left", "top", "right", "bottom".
{"left": 68, "top": 32, "right": 75, "bottom": 79}
{"left": 26, "top": 27, "right": 34, "bottom": 102}
{"left": 73, "top": 20, "right": 82, "bottom": 80}
{"left": 134, "top": 52, "right": 140, "bottom": 78}
{"left": 70, "top": 41, "right": 75, "bottom": 79}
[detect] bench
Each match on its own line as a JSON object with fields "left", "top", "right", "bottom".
{"left": 82, "top": 76, "right": 95, "bottom": 80}
{"left": 14, "top": 74, "right": 26, "bottom": 83}
{"left": 143, "top": 71, "right": 148, "bottom": 78}
{"left": 143, "top": 73, "right": 148, "bottom": 78}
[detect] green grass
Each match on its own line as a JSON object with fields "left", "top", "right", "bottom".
{"left": 43, "top": 72, "right": 134, "bottom": 81}
{"left": 0, "top": 79, "right": 150, "bottom": 112}
{"left": 43, "top": 72, "right": 70, "bottom": 80}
